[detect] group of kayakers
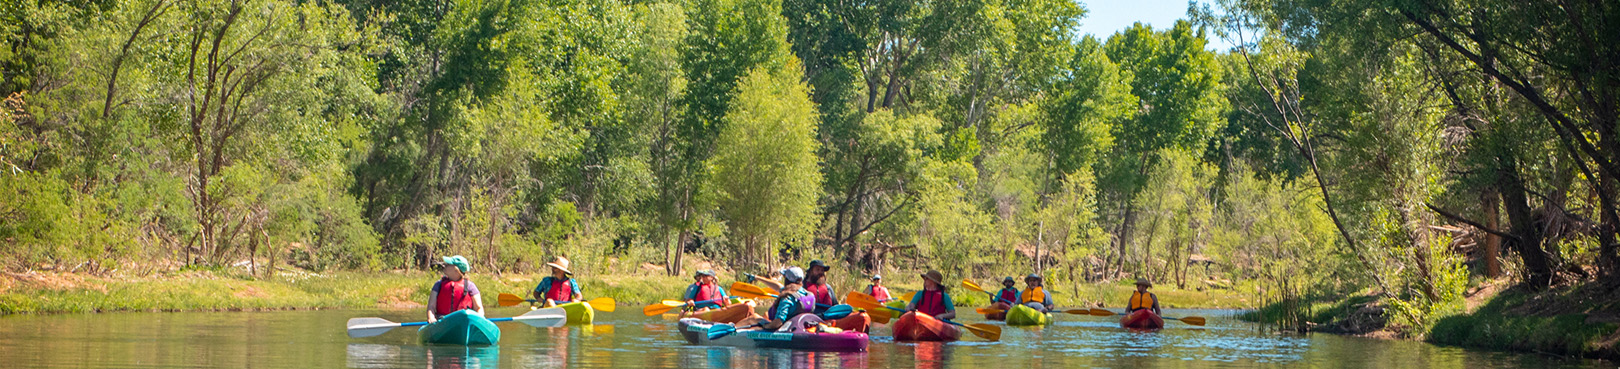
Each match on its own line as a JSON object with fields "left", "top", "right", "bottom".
{"left": 423, "top": 253, "right": 1167, "bottom": 337}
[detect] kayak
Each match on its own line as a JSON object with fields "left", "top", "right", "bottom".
{"left": 677, "top": 318, "right": 869, "bottom": 352}
{"left": 884, "top": 300, "right": 906, "bottom": 312}
{"left": 1005, "top": 303, "right": 1052, "bottom": 326}
{"left": 681, "top": 302, "right": 757, "bottom": 324}
{"left": 555, "top": 301, "right": 595, "bottom": 324}
{"left": 893, "top": 311, "right": 961, "bottom": 342}
{"left": 828, "top": 309, "right": 871, "bottom": 333}
{"left": 983, "top": 302, "right": 1011, "bottom": 321}
{"left": 418, "top": 310, "right": 501, "bottom": 345}
{"left": 1120, "top": 309, "right": 1165, "bottom": 330}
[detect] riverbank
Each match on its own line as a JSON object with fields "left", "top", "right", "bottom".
{"left": 1243, "top": 281, "right": 1620, "bottom": 361}
{"left": 0, "top": 270, "right": 1257, "bottom": 314}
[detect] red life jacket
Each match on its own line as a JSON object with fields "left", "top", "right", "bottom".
{"left": 692, "top": 282, "right": 724, "bottom": 302}
{"left": 867, "top": 285, "right": 892, "bottom": 301}
{"left": 804, "top": 283, "right": 833, "bottom": 307}
{"left": 915, "top": 290, "right": 949, "bottom": 316}
{"left": 996, "top": 288, "right": 1018, "bottom": 304}
{"left": 434, "top": 278, "right": 475, "bottom": 316}
{"left": 544, "top": 277, "right": 577, "bottom": 302}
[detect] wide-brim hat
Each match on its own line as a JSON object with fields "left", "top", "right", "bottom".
{"left": 920, "top": 270, "right": 944, "bottom": 284}
{"left": 1135, "top": 277, "right": 1152, "bottom": 287}
{"left": 546, "top": 256, "right": 573, "bottom": 275}
{"left": 1002, "top": 276, "right": 1016, "bottom": 284}
{"left": 1026, "top": 273, "right": 1042, "bottom": 281}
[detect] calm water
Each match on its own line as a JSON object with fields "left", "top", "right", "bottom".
{"left": 0, "top": 307, "right": 1607, "bottom": 368}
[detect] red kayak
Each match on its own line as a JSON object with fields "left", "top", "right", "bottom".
{"left": 1120, "top": 309, "right": 1165, "bottom": 330}
{"left": 830, "top": 310, "right": 871, "bottom": 333}
{"left": 893, "top": 312, "right": 961, "bottom": 342}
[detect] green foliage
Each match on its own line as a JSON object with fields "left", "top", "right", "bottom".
{"left": 709, "top": 60, "right": 823, "bottom": 266}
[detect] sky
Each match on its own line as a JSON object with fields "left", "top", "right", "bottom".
{"left": 1076, "top": 0, "right": 1236, "bottom": 51}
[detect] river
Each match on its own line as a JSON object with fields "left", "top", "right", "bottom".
{"left": 0, "top": 307, "right": 1606, "bottom": 368}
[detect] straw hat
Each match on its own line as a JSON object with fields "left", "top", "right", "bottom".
{"left": 546, "top": 256, "right": 573, "bottom": 275}
{"left": 1135, "top": 277, "right": 1152, "bottom": 287}
{"left": 920, "top": 270, "right": 944, "bottom": 285}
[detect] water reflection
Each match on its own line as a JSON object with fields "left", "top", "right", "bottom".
{"left": 347, "top": 343, "right": 500, "bottom": 369}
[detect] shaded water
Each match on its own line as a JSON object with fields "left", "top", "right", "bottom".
{"left": 0, "top": 307, "right": 1606, "bottom": 368}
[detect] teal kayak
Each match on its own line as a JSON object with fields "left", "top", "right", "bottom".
{"left": 419, "top": 310, "right": 501, "bottom": 345}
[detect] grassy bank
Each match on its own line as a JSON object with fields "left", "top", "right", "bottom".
{"left": 1, "top": 269, "right": 1256, "bottom": 314}
{"left": 1242, "top": 282, "right": 1620, "bottom": 360}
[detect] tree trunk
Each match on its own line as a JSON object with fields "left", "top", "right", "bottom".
{"left": 1481, "top": 188, "right": 1502, "bottom": 278}
{"left": 1499, "top": 159, "right": 1554, "bottom": 289}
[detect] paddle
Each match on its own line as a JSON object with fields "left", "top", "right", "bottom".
{"left": 705, "top": 322, "right": 765, "bottom": 340}
{"left": 346, "top": 309, "right": 567, "bottom": 338}
{"left": 845, "top": 291, "right": 1002, "bottom": 341}
{"left": 497, "top": 294, "right": 617, "bottom": 312}
{"left": 728, "top": 282, "right": 854, "bottom": 319}
{"left": 1084, "top": 308, "right": 1207, "bottom": 326}
{"left": 641, "top": 298, "right": 727, "bottom": 316}
{"left": 960, "top": 279, "right": 1017, "bottom": 307}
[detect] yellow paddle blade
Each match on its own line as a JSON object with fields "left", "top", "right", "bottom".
{"left": 843, "top": 291, "right": 882, "bottom": 310}
{"left": 902, "top": 292, "right": 915, "bottom": 301}
{"left": 963, "top": 323, "right": 1002, "bottom": 341}
{"left": 960, "top": 279, "right": 986, "bottom": 293}
{"left": 730, "top": 282, "right": 777, "bottom": 299}
{"left": 498, "top": 293, "right": 528, "bottom": 307}
{"left": 587, "top": 297, "right": 617, "bottom": 312}
{"left": 1090, "top": 308, "right": 1117, "bottom": 316}
{"left": 1171, "top": 316, "right": 1206, "bottom": 326}
{"left": 976, "top": 307, "right": 1006, "bottom": 315}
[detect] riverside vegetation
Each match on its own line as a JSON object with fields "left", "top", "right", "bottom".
{"left": 3, "top": 0, "right": 1619, "bottom": 360}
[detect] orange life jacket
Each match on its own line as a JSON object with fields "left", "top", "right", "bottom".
{"left": 1022, "top": 287, "right": 1046, "bottom": 304}
{"left": 1129, "top": 291, "right": 1157, "bottom": 311}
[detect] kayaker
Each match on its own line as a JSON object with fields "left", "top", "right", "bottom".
{"left": 802, "top": 259, "right": 840, "bottom": 313}
{"left": 738, "top": 267, "right": 828, "bottom": 333}
{"left": 986, "top": 276, "right": 1019, "bottom": 320}
{"left": 864, "top": 275, "right": 894, "bottom": 302}
{"left": 907, "top": 270, "right": 956, "bottom": 320}
{"left": 427, "top": 255, "right": 484, "bottom": 323}
{"left": 533, "top": 256, "right": 583, "bottom": 307}
{"left": 1128, "top": 278, "right": 1161, "bottom": 315}
{"left": 1022, "top": 274, "right": 1054, "bottom": 313}
{"left": 682, "top": 269, "right": 729, "bottom": 311}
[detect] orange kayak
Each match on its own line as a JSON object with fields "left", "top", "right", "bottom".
{"left": 1120, "top": 309, "right": 1165, "bottom": 330}
{"left": 681, "top": 302, "right": 756, "bottom": 324}
{"left": 829, "top": 310, "right": 871, "bottom": 333}
{"left": 893, "top": 312, "right": 961, "bottom": 342}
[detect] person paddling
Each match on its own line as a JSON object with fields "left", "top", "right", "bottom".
{"left": 533, "top": 256, "right": 584, "bottom": 307}
{"left": 1022, "top": 274, "right": 1054, "bottom": 313}
{"left": 1128, "top": 278, "right": 1161, "bottom": 315}
{"left": 682, "top": 269, "right": 730, "bottom": 311}
{"left": 737, "top": 267, "right": 832, "bottom": 333}
{"left": 802, "top": 259, "right": 840, "bottom": 314}
{"left": 865, "top": 275, "right": 894, "bottom": 302}
{"left": 986, "top": 276, "right": 1020, "bottom": 320}
{"left": 427, "top": 255, "right": 485, "bottom": 323}
{"left": 907, "top": 270, "right": 956, "bottom": 320}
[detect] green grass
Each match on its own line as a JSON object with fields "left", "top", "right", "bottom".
{"left": 1428, "top": 289, "right": 1619, "bottom": 360}
{"left": 0, "top": 270, "right": 696, "bottom": 314}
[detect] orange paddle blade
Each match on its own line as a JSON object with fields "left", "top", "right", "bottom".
{"left": 963, "top": 323, "right": 1002, "bottom": 341}
{"left": 498, "top": 293, "right": 529, "bottom": 307}
{"left": 976, "top": 307, "right": 1006, "bottom": 315}
{"left": 1170, "top": 316, "right": 1207, "bottom": 326}
{"left": 1089, "top": 308, "right": 1117, "bottom": 316}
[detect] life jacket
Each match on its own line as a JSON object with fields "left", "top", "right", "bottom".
{"left": 543, "top": 277, "right": 578, "bottom": 302}
{"left": 996, "top": 287, "right": 1019, "bottom": 304}
{"left": 770, "top": 290, "right": 806, "bottom": 321}
{"left": 867, "top": 285, "right": 892, "bottom": 301}
{"left": 804, "top": 282, "right": 833, "bottom": 308}
{"left": 915, "top": 290, "right": 949, "bottom": 316}
{"left": 1022, "top": 287, "right": 1045, "bottom": 304}
{"left": 691, "top": 282, "right": 724, "bottom": 302}
{"left": 1129, "top": 291, "right": 1156, "bottom": 311}
{"left": 434, "top": 278, "right": 475, "bottom": 316}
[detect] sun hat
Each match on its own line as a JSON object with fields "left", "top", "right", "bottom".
{"left": 920, "top": 270, "right": 944, "bottom": 285}
{"left": 1135, "top": 277, "right": 1152, "bottom": 287}
{"left": 546, "top": 256, "right": 573, "bottom": 275}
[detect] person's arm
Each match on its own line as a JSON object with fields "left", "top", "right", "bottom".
{"left": 681, "top": 284, "right": 698, "bottom": 305}
{"left": 1152, "top": 294, "right": 1162, "bottom": 315}
{"left": 468, "top": 281, "right": 485, "bottom": 315}
{"left": 426, "top": 290, "right": 439, "bottom": 323}
{"left": 906, "top": 292, "right": 921, "bottom": 312}
{"left": 826, "top": 284, "right": 839, "bottom": 306}
{"left": 936, "top": 293, "right": 956, "bottom": 320}
{"left": 756, "top": 278, "right": 784, "bottom": 291}
{"left": 570, "top": 280, "right": 584, "bottom": 303}
{"left": 532, "top": 278, "right": 548, "bottom": 303}
{"left": 1043, "top": 291, "right": 1054, "bottom": 311}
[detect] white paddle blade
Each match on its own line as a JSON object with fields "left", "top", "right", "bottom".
{"left": 346, "top": 318, "right": 401, "bottom": 338}
{"left": 513, "top": 310, "right": 567, "bottom": 328}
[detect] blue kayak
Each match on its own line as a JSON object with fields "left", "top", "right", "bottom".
{"left": 418, "top": 310, "right": 501, "bottom": 345}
